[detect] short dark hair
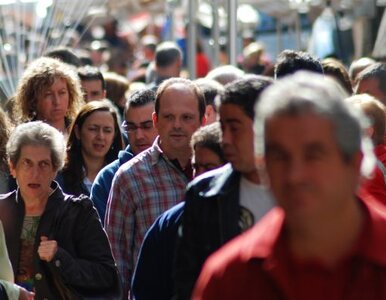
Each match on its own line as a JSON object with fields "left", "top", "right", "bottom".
{"left": 44, "top": 47, "right": 82, "bottom": 67}
{"left": 155, "top": 42, "right": 182, "bottom": 68}
{"left": 155, "top": 77, "right": 206, "bottom": 120}
{"left": 195, "top": 78, "right": 225, "bottom": 109}
{"left": 322, "top": 58, "right": 353, "bottom": 95}
{"left": 125, "top": 89, "right": 156, "bottom": 113}
{"left": 77, "top": 65, "right": 106, "bottom": 90}
{"left": 190, "top": 122, "right": 226, "bottom": 164}
{"left": 217, "top": 75, "right": 273, "bottom": 119}
{"left": 356, "top": 62, "right": 386, "bottom": 95}
{"left": 274, "top": 50, "right": 324, "bottom": 79}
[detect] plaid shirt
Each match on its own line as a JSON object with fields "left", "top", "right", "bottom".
{"left": 105, "top": 137, "right": 189, "bottom": 296}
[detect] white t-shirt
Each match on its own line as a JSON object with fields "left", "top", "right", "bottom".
{"left": 238, "top": 176, "right": 275, "bottom": 231}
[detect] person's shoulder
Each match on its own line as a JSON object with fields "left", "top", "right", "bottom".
{"left": 116, "top": 148, "right": 153, "bottom": 175}
{"left": 157, "top": 202, "right": 185, "bottom": 228}
{"left": 64, "top": 193, "right": 94, "bottom": 210}
{"left": 118, "top": 147, "right": 135, "bottom": 165}
{"left": 187, "top": 164, "right": 236, "bottom": 195}
{"left": 100, "top": 158, "right": 120, "bottom": 177}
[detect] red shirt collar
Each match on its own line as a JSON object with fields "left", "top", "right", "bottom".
{"left": 241, "top": 196, "right": 386, "bottom": 266}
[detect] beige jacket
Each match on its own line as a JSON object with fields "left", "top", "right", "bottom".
{"left": 0, "top": 220, "right": 19, "bottom": 300}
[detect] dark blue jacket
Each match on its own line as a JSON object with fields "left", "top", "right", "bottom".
{"left": 90, "top": 145, "right": 134, "bottom": 222}
{"left": 131, "top": 202, "right": 185, "bottom": 300}
{"left": 174, "top": 164, "right": 241, "bottom": 300}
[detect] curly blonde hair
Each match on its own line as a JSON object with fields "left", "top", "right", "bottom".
{"left": 14, "top": 57, "right": 84, "bottom": 125}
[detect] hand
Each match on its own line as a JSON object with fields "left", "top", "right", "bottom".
{"left": 38, "top": 236, "right": 58, "bottom": 262}
{"left": 18, "top": 286, "right": 34, "bottom": 300}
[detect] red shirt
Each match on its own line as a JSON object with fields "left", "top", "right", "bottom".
{"left": 360, "top": 166, "right": 386, "bottom": 206}
{"left": 375, "top": 144, "right": 386, "bottom": 168}
{"left": 193, "top": 198, "right": 386, "bottom": 300}
{"left": 196, "top": 53, "right": 210, "bottom": 78}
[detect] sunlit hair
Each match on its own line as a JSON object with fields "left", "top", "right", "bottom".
{"left": 254, "top": 71, "right": 375, "bottom": 178}
{"left": 62, "top": 100, "right": 124, "bottom": 195}
{"left": 155, "top": 77, "right": 206, "bottom": 120}
{"left": 190, "top": 122, "right": 226, "bottom": 164}
{"left": 322, "top": 57, "right": 353, "bottom": 95}
{"left": 355, "top": 62, "right": 386, "bottom": 96}
{"left": 205, "top": 65, "right": 244, "bottom": 86}
{"left": 346, "top": 94, "right": 386, "bottom": 146}
{"left": 104, "top": 72, "right": 129, "bottom": 106}
{"left": 216, "top": 75, "right": 273, "bottom": 120}
{"left": 124, "top": 88, "right": 155, "bottom": 114}
{"left": 349, "top": 57, "right": 376, "bottom": 83}
{"left": 7, "top": 121, "right": 65, "bottom": 171}
{"left": 14, "top": 57, "right": 84, "bottom": 125}
{"left": 274, "top": 50, "right": 323, "bottom": 79}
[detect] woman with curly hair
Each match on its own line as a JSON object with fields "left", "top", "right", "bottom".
{"left": 13, "top": 57, "right": 84, "bottom": 136}
{"left": 57, "top": 100, "right": 124, "bottom": 196}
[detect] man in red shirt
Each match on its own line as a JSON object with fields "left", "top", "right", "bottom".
{"left": 193, "top": 72, "right": 386, "bottom": 300}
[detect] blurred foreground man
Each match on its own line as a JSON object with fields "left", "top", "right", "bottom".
{"left": 193, "top": 72, "right": 386, "bottom": 300}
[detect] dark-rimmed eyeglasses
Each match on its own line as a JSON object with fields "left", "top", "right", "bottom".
{"left": 121, "top": 120, "right": 153, "bottom": 133}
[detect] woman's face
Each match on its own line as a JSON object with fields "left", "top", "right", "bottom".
{"left": 9, "top": 145, "right": 57, "bottom": 202}
{"left": 36, "top": 77, "right": 70, "bottom": 127}
{"left": 75, "top": 110, "right": 116, "bottom": 161}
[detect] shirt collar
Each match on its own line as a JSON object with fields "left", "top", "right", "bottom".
{"left": 241, "top": 196, "right": 386, "bottom": 266}
{"left": 149, "top": 136, "right": 163, "bottom": 166}
{"left": 374, "top": 144, "right": 386, "bottom": 159}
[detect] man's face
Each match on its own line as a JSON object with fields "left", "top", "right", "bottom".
{"left": 356, "top": 78, "right": 386, "bottom": 104}
{"left": 153, "top": 83, "right": 204, "bottom": 154}
{"left": 220, "top": 103, "right": 255, "bottom": 174}
{"left": 264, "top": 114, "right": 361, "bottom": 224}
{"left": 81, "top": 79, "right": 106, "bottom": 102}
{"left": 124, "top": 103, "right": 158, "bottom": 155}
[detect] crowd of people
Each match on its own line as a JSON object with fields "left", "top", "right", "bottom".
{"left": 1, "top": 25, "right": 386, "bottom": 300}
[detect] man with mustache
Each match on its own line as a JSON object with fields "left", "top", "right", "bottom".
{"left": 105, "top": 77, "right": 206, "bottom": 298}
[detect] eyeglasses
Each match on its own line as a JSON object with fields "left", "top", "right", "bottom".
{"left": 121, "top": 120, "right": 154, "bottom": 133}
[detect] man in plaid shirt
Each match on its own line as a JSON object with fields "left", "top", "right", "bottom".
{"left": 105, "top": 77, "right": 206, "bottom": 298}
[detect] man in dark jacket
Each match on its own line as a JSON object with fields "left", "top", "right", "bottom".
{"left": 173, "top": 75, "right": 275, "bottom": 300}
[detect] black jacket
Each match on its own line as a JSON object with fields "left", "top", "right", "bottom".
{"left": 174, "top": 164, "right": 242, "bottom": 300}
{"left": 0, "top": 182, "right": 120, "bottom": 299}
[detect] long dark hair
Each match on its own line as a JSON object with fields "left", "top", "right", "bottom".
{"left": 61, "top": 100, "right": 123, "bottom": 195}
